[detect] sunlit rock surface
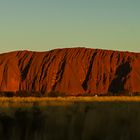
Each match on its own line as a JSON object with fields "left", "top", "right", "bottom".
{"left": 0, "top": 48, "right": 140, "bottom": 95}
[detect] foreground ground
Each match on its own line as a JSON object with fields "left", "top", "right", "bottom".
{"left": 0, "top": 97, "right": 140, "bottom": 140}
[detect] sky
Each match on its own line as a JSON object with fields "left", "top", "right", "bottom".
{"left": 0, "top": 0, "right": 140, "bottom": 53}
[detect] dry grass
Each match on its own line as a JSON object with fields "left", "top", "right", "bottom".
{"left": 0, "top": 96, "right": 140, "bottom": 107}
{"left": 1, "top": 96, "right": 140, "bottom": 102}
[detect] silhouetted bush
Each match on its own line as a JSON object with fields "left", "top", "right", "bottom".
{"left": 0, "top": 90, "right": 140, "bottom": 97}
{"left": 16, "top": 91, "right": 42, "bottom": 97}
{"left": 0, "top": 91, "right": 66, "bottom": 97}
{"left": 117, "top": 90, "right": 132, "bottom": 96}
{"left": 132, "top": 92, "right": 140, "bottom": 96}
{"left": 0, "top": 92, "right": 5, "bottom": 97}
{"left": 0, "top": 91, "right": 15, "bottom": 97}
{"left": 32, "top": 91, "right": 42, "bottom": 97}
{"left": 106, "top": 90, "right": 133, "bottom": 96}
{"left": 44, "top": 91, "right": 66, "bottom": 97}
{"left": 16, "top": 91, "right": 31, "bottom": 97}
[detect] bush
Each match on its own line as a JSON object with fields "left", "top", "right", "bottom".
{"left": 0, "top": 91, "right": 15, "bottom": 97}
{"left": 43, "top": 91, "right": 66, "bottom": 97}
{"left": 32, "top": 91, "right": 42, "bottom": 97}
{"left": 16, "top": 91, "right": 42, "bottom": 97}
{"left": 0, "top": 92, "right": 5, "bottom": 97}
{"left": 132, "top": 92, "right": 140, "bottom": 96}
{"left": 16, "top": 91, "right": 30, "bottom": 97}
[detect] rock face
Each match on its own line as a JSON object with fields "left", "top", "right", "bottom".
{"left": 0, "top": 48, "right": 140, "bottom": 95}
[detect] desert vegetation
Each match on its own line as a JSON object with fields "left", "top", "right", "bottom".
{"left": 0, "top": 91, "right": 66, "bottom": 97}
{"left": 0, "top": 98, "right": 140, "bottom": 140}
{"left": 0, "top": 90, "right": 140, "bottom": 97}
{"left": 0, "top": 91, "right": 140, "bottom": 140}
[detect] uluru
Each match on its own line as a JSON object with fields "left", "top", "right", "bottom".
{"left": 0, "top": 48, "right": 140, "bottom": 96}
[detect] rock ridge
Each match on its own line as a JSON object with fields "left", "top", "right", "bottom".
{"left": 0, "top": 48, "right": 140, "bottom": 95}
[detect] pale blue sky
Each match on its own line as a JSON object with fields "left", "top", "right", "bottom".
{"left": 0, "top": 0, "right": 140, "bottom": 53}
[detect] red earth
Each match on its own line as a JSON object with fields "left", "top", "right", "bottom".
{"left": 0, "top": 48, "right": 140, "bottom": 95}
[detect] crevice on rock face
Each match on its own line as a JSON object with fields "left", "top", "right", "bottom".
{"left": 21, "top": 56, "right": 34, "bottom": 81}
{"left": 108, "top": 61, "right": 132, "bottom": 93}
{"left": 82, "top": 52, "right": 97, "bottom": 91}
{"left": 52, "top": 58, "right": 66, "bottom": 91}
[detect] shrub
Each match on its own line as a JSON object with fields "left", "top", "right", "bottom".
{"left": 0, "top": 92, "right": 5, "bottom": 97}
{"left": 16, "top": 91, "right": 30, "bottom": 97}
{"left": 16, "top": 91, "right": 42, "bottom": 97}
{"left": 132, "top": 92, "right": 140, "bottom": 96}
{"left": 44, "top": 91, "right": 66, "bottom": 97}
{"left": 31, "top": 91, "right": 42, "bottom": 97}
{"left": 0, "top": 91, "right": 15, "bottom": 97}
